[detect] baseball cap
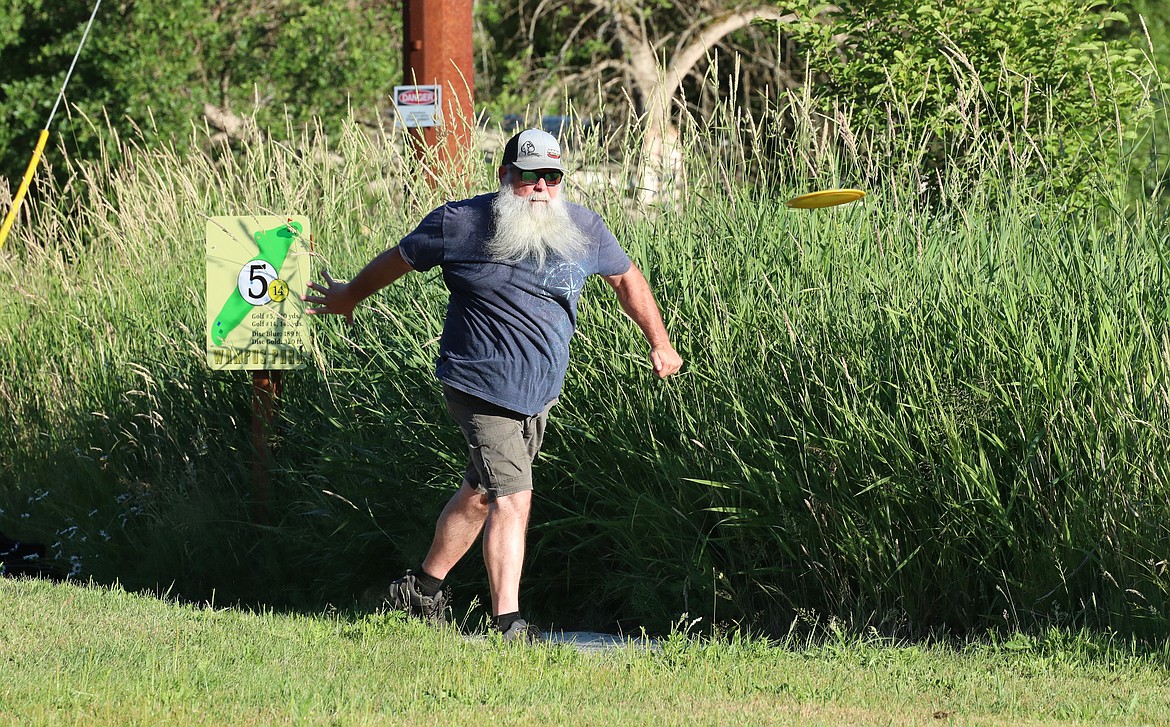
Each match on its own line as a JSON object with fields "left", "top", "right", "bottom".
{"left": 502, "top": 128, "right": 565, "bottom": 172}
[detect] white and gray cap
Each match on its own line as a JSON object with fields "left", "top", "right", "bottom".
{"left": 502, "top": 128, "right": 565, "bottom": 172}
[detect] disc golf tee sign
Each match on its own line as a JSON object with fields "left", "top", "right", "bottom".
{"left": 205, "top": 216, "right": 310, "bottom": 370}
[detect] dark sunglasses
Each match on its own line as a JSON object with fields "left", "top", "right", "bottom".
{"left": 516, "top": 168, "right": 564, "bottom": 186}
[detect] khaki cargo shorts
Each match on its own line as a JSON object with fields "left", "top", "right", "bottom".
{"left": 443, "top": 385, "right": 552, "bottom": 501}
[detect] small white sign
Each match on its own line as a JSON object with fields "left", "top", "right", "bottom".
{"left": 393, "top": 85, "right": 442, "bottom": 128}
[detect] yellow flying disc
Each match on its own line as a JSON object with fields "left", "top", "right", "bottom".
{"left": 786, "top": 189, "right": 866, "bottom": 209}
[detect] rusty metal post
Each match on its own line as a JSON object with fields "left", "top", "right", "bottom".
{"left": 251, "top": 369, "right": 282, "bottom": 523}
{"left": 402, "top": 0, "right": 475, "bottom": 178}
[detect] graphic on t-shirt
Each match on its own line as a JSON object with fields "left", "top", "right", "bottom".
{"left": 541, "top": 259, "right": 586, "bottom": 348}
{"left": 542, "top": 260, "right": 586, "bottom": 303}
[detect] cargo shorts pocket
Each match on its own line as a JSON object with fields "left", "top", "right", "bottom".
{"left": 464, "top": 416, "right": 530, "bottom": 486}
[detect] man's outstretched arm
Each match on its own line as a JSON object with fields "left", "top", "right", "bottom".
{"left": 301, "top": 245, "right": 414, "bottom": 324}
{"left": 603, "top": 263, "right": 683, "bottom": 378}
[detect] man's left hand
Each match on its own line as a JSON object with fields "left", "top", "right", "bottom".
{"left": 651, "top": 345, "right": 683, "bottom": 378}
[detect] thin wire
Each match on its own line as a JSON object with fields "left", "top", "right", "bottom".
{"left": 46, "top": 0, "right": 102, "bottom": 130}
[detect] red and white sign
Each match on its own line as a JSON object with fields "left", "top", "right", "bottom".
{"left": 398, "top": 88, "right": 436, "bottom": 105}
{"left": 393, "top": 85, "right": 442, "bottom": 128}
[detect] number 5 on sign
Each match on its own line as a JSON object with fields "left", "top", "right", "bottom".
{"left": 205, "top": 216, "right": 311, "bottom": 370}
{"left": 239, "top": 261, "right": 279, "bottom": 304}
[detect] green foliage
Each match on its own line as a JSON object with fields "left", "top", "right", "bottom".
{"left": 1122, "top": 0, "right": 1170, "bottom": 70}
{"left": 2, "top": 0, "right": 1159, "bottom": 204}
{"left": 1114, "top": 1, "right": 1170, "bottom": 200}
{"left": 471, "top": 0, "right": 1157, "bottom": 199}
{"left": 779, "top": 0, "right": 1149, "bottom": 195}
{"left": 0, "top": 0, "right": 39, "bottom": 49}
{"left": 0, "top": 1, "right": 401, "bottom": 183}
{"left": 472, "top": 0, "right": 799, "bottom": 121}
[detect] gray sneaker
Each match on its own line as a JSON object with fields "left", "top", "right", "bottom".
{"left": 372, "top": 571, "right": 449, "bottom": 624}
{"left": 500, "top": 618, "right": 544, "bottom": 643}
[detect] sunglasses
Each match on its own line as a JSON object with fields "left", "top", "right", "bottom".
{"left": 515, "top": 168, "right": 564, "bottom": 186}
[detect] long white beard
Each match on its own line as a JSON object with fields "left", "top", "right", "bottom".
{"left": 487, "top": 183, "right": 590, "bottom": 268}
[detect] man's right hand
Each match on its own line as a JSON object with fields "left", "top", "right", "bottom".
{"left": 301, "top": 246, "right": 415, "bottom": 324}
{"left": 302, "top": 271, "right": 358, "bottom": 324}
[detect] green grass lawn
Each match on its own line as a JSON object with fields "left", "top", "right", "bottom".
{"left": 2, "top": 579, "right": 1168, "bottom": 725}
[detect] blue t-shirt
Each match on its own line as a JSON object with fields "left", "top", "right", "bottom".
{"left": 398, "top": 193, "right": 631, "bottom": 416}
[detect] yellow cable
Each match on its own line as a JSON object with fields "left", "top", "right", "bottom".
{"left": 0, "top": 129, "right": 50, "bottom": 250}
{"left": 0, "top": 0, "right": 101, "bottom": 251}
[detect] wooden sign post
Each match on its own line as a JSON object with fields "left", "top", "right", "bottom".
{"left": 205, "top": 216, "right": 311, "bottom": 522}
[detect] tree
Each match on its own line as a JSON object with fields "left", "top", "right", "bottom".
{"left": 474, "top": 1, "right": 1152, "bottom": 202}
{"left": 789, "top": 1, "right": 1149, "bottom": 195}
{"left": 599, "top": 2, "right": 819, "bottom": 199}
{"left": 0, "top": 1, "right": 402, "bottom": 185}
{"left": 477, "top": 1, "right": 828, "bottom": 199}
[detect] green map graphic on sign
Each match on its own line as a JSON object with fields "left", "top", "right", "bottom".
{"left": 210, "top": 221, "right": 302, "bottom": 345}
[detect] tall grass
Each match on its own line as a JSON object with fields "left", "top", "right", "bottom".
{"left": 2, "top": 57, "right": 1168, "bottom": 638}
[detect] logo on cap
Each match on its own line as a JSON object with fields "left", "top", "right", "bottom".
{"left": 548, "top": 150, "right": 561, "bottom": 159}
{"left": 520, "top": 141, "right": 538, "bottom": 157}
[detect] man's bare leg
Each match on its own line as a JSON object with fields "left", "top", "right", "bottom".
{"left": 481, "top": 489, "right": 532, "bottom": 616}
{"left": 420, "top": 482, "right": 489, "bottom": 580}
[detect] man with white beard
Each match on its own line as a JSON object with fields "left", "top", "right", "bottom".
{"left": 302, "top": 128, "right": 683, "bottom": 641}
